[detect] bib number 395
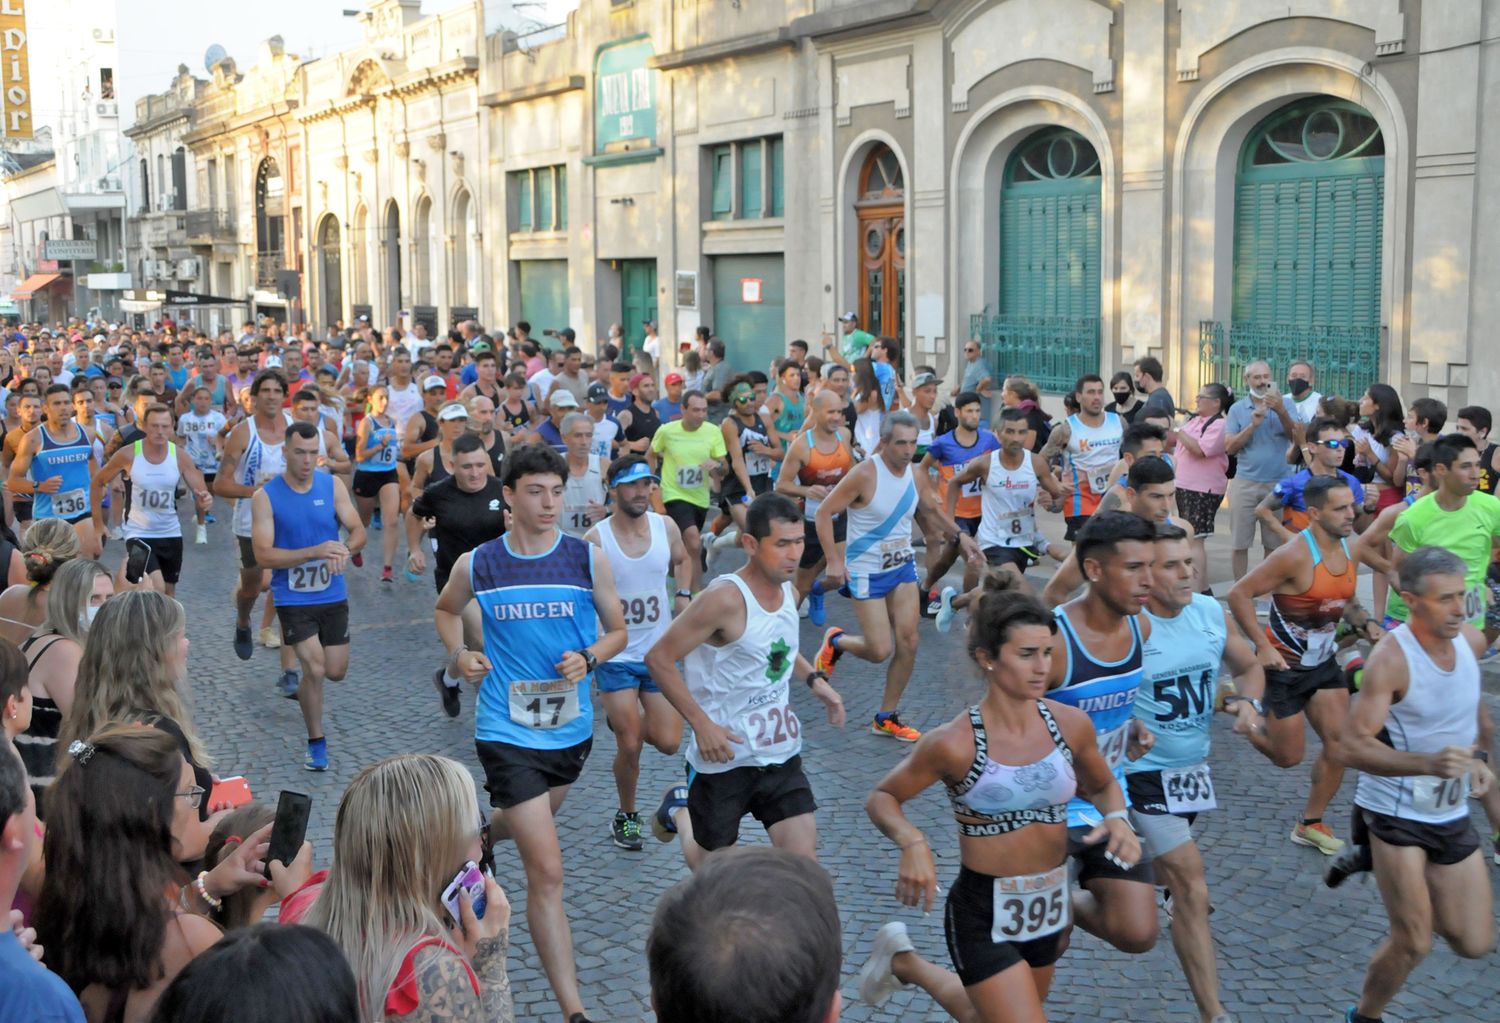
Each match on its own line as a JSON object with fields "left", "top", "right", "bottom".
{"left": 990, "top": 864, "right": 1070, "bottom": 942}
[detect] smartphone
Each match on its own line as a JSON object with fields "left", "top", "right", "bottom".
{"left": 263, "top": 790, "right": 312, "bottom": 879}
{"left": 124, "top": 537, "right": 152, "bottom": 584}
{"left": 442, "top": 860, "right": 488, "bottom": 922}
{"left": 210, "top": 776, "right": 252, "bottom": 809}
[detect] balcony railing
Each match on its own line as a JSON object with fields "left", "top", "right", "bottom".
{"left": 968, "top": 312, "right": 1100, "bottom": 394}
{"left": 255, "top": 251, "right": 284, "bottom": 290}
{"left": 185, "top": 209, "right": 236, "bottom": 242}
{"left": 1198, "top": 321, "right": 1383, "bottom": 401}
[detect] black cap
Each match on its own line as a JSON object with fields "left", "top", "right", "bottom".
{"left": 586, "top": 383, "right": 609, "bottom": 404}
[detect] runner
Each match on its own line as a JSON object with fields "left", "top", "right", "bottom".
{"left": 813, "top": 411, "right": 980, "bottom": 742}
{"left": 527, "top": 389, "right": 575, "bottom": 454}
{"left": 646, "top": 492, "right": 845, "bottom": 868}
{"left": 495, "top": 371, "right": 535, "bottom": 443}
{"left": 618, "top": 373, "right": 660, "bottom": 457}
{"left": 214, "top": 368, "right": 288, "bottom": 661}
{"left": 1093, "top": 423, "right": 1168, "bottom": 516}
{"left": 649, "top": 390, "right": 725, "bottom": 595}
{"left": 775, "top": 390, "right": 856, "bottom": 623}
{"left": 2, "top": 392, "right": 40, "bottom": 531}
{"left": 250, "top": 420, "right": 366, "bottom": 771}
{"left": 465, "top": 393, "right": 508, "bottom": 477}
{"left": 177, "top": 386, "right": 227, "bottom": 543}
{"left": 559, "top": 413, "right": 607, "bottom": 539}
{"left": 400, "top": 374, "right": 447, "bottom": 473}
{"left": 918, "top": 391, "right": 1000, "bottom": 613}
{"left": 760, "top": 359, "right": 806, "bottom": 470}
{"left": 407, "top": 401, "right": 474, "bottom": 493}
{"left": 288, "top": 387, "right": 352, "bottom": 478}
{"left": 1226, "top": 474, "right": 1375, "bottom": 855}
{"left": 1128, "top": 524, "right": 1267, "bottom": 1023}
{"left": 435, "top": 442, "right": 627, "bottom": 1023}
{"left": 6, "top": 384, "right": 101, "bottom": 559}
{"left": 1044, "top": 511, "right": 1161, "bottom": 955}
{"left": 857, "top": 574, "right": 1141, "bottom": 1022}
{"left": 719, "top": 377, "right": 777, "bottom": 536}
{"left": 1340, "top": 546, "right": 1495, "bottom": 1023}
{"left": 351, "top": 384, "right": 402, "bottom": 582}
{"left": 382, "top": 347, "right": 423, "bottom": 435}
{"left": 584, "top": 456, "right": 692, "bottom": 851}
{"left": 1255, "top": 416, "right": 1369, "bottom": 543}
{"left": 1038, "top": 374, "right": 1123, "bottom": 540}
{"left": 458, "top": 348, "right": 504, "bottom": 406}
{"left": 89, "top": 404, "right": 212, "bottom": 596}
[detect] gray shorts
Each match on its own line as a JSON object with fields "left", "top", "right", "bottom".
{"left": 1228, "top": 478, "right": 1283, "bottom": 552}
{"left": 1130, "top": 807, "right": 1195, "bottom": 860}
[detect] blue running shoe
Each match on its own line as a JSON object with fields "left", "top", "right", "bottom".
{"left": 276, "top": 670, "right": 300, "bottom": 700}
{"left": 372, "top": 510, "right": 383, "bottom": 530}
{"left": 808, "top": 580, "right": 826, "bottom": 627}
{"left": 204, "top": 512, "right": 216, "bottom": 524}
{"left": 305, "top": 737, "right": 329, "bottom": 772}
{"left": 652, "top": 784, "right": 689, "bottom": 842}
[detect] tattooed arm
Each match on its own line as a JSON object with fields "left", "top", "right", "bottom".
{"left": 396, "top": 937, "right": 513, "bottom": 1023}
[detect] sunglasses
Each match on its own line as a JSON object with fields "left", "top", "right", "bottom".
{"left": 1314, "top": 438, "right": 1351, "bottom": 450}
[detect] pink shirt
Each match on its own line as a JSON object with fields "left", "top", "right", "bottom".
{"left": 1173, "top": 415, "right": 1229, "bottom": 494}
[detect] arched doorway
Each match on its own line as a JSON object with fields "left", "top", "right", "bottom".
{"left": 452, "top": 189, "right": 478, "bottom": 308}
{"left": 255, "top": 157, "right": 285, "bottom": 289}
{"left": 350, "top": 204, "right": 369, "bottom": 306}
{"left": 1221, "top": 98, "right": 1384, "bottom": 397}
{"left": 383, "top": 201, "right": 402, "bottom": 315}
{"left": 317, "top": 215, "right": 342, "bottom": 327}
{"left": 855, "top": 146, "right": 905, "bottom": 345}
{"left": 413, "top": 197, "right": 433, "bottom": 303}
{"left": 995, "top": 127, "right": 1101, "bottom": 391}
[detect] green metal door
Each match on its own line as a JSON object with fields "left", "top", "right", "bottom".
{"left": 1218, "top": 99, "right": 1384, "bottom": 397}
{"left": 517, "top": 260, "right": 569, "bottom": 350}
{"left": 712, "top": 255, "right": 784, "bottom": 375}
{"left": 978, "top": 128, "right": 1101, "bottom": 392}
{"left": 619, "top": 260, "right": 658, "bottom": 358}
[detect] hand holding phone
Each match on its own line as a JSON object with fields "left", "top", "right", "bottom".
{"left": 444, "top": 870, "right": 509, "bottom": 960}
{"left": 209, "top": 776, "right": 252, "bottom": 811}
{"left": 442, "top": 861, "right": 487, "bottom": 922}
{"left": 264, "top": 790, "right": 312, "bottom": 880}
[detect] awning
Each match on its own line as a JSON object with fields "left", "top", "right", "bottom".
{"left": 12, "top": 272, "right": 62, "bottom": 300}
{"left": 164, "top": 289, "right": 238, "bottom": 307}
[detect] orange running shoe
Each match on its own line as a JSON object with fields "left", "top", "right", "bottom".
{"left": 813, "top": 627, "right": 845, "bottom": 676}
{"left": 872, "top": 713, "right": 921, "bottom": 742}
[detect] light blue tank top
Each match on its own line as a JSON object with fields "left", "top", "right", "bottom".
{"left": 1129, "top": 595, "right": 1226, "bottom": 773}
{"left": 356, "top": 414, "right": 399, "bottom": 472}
{"left": 266, "top": 472, "right": 348, "bottom": 607}
{"left": 30, "top": 424, "right": 93, "bottom": 521}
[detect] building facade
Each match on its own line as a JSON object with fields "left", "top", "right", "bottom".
{"left": 123, "top": 0, "right": 1500, "bottom": 407}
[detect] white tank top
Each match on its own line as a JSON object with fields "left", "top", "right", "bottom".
{"left": 854, "top": 407, "right": 883, "bottom": 455}
{"left": 124, "top": 442, "right": 183, "bottom": 539}
{"left": 231, "top": 422, "right": 287, "bottom": 537}
{"left": 386, "top": 380, "right": 423, "bottom": 434}
{"left": 561, "top": 456, "right": 606, "bottom": 538}
{"left": 1067, "top": 411, "right": 1123, "bottom": 497}
{"left": 1354, "top": 625, "right": 1481, "bottom": 824}
{"left": 684, "top": 573, "right": 802, "bottom": 773}
{"left": 597, "top": 512, "right": 672, "bottom": 662}
{"left": 977, "top": 451, "right": 1039, "bottom": 550}
{"left": 846, "top": 456, "right": 917, "bottom": 578}
{"left": 282, "top": 411, "right": 329, "bottom": 459}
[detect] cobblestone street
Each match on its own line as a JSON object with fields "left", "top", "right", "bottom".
{"left": 167, "top": 512, "right": 1500, "bottom": 1023}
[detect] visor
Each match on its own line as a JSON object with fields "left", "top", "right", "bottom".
{"left": 609, "top": 462, "right": 660, "bottom": 487}
{"left": 437, "top": 404, "right": 469, "bottom": 422}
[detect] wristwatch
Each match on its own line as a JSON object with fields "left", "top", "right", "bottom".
{"left": 577, "top": 648, "right": 598, "bottom": 673}
{"left": 806, "top": 670, "right": 829, "bottom": 690}
{"left": 1227, "top": 695, "right": 1265, "bottom": 716}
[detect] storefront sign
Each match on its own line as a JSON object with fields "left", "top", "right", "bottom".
{"left": 595, "top": 37, "right": 656, "bottom": 152}
{"left": 0, "top": 0, "right": 31, "bottom": 140}
{"left": 740, "top": 278, "right": 763, "bottom": 304}
{"left": 43, "top": 238, "right": 97, "bottom": 261}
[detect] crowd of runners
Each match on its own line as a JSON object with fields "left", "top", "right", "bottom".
{"left": 0, "top": 317, "right": 1494, "bottom": 1023}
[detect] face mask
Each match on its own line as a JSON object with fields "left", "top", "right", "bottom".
{"left": 1287, "top": 379, "right": 1311, "bottom": 398}
{"left": 82, "top": 604, "right": 101, "bottom": 628}
{"left": 1112, "top": 391, "right": 1130, "bottom": 404}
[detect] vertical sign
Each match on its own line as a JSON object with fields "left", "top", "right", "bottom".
{"left": 594, "top": 37, "right": 656, "bottom": 153}
{"left": 0, "top": 0, "right": 29, "bottom": 139}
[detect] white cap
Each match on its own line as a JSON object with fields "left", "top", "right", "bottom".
{"left": 437, "top": 403, "right": 469, "bottom": 422}
{"left": 422, "top": 374, "right": 447, "bottom": 391}
{"left": 549, "top": 390, "right": 579, "bottom": 409}
{"left": 264, "top": 355, "right": 283, "bottom": 368}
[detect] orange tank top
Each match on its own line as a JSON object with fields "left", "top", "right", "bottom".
{"left": 798, "top": 429, "right": 854, "bottom": 490}
{"left": 1266, "top": 529, "right": 1356, "bottom": 665}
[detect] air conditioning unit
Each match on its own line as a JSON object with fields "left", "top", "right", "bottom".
{"left": 151, "top": 260, "right": 171, "bottom": 278}
{"left": 176, "top": 257, "right": 200, "bottom": 280}
{"left": 96, "top": 103, "right": 114, "bottom": 116}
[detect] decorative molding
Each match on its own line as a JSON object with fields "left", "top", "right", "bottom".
{"left": 426, "top": 132, "right": 446, "bottom": 151}
{"left": 394, "top": 141, "right": 410, "bottom": 159}
{"left": 1414, "top": 152, "right": 1476, "bottom": 180}
{"left": 783, "top": 107, "right": 819, "bottom": 120}
{"left": 949, "top": 0, "right": 1114, "bottom": 107}
{"left": 1176, "top": 1, "right": 1404, "bottom": 81}
{"left": 363, "top": 149, "right": 379, "bottom": 165}
{"left": 333, "top": 155, "right": 348, "bottom": 171}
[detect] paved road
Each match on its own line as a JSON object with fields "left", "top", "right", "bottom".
{"left": 170, "top": 510, "right": 1500, "bottom": 1023}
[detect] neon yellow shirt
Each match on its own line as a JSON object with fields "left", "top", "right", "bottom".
{"left": 652, "top": 420, "right": 726, "bottom": 507}
{"left": 1387, "top": 490, "right": 1500, "bottom": 624}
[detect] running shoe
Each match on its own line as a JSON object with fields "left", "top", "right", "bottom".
{"left": 276, "top": 671, "right": 299, "bottom": 700}
{"left": 194, "top": 524, "right": 207, "bottom": 545}
{"left": 1323, "top": 842, "right": 1372, "bottom": 888}
{"left": 813, "top": 626, "right": 844, "bottom": 676}
{"left": 872, "top": 713, "right": 921, "bottom": 742}
{"left": 858, "top": 921, "right": 915, "bottom": 1007}
{"left": 371, "top": 510, "right": 383, "bottom": 530}
{"left": 935, "top": 586, "right": 957, "bottom": 633}
{"left": 233, "top": 625, "right": 253, "bottom": 661}
{"left": 611, "top": 811, "right": 645, "bottom": 851}
{"left": 921, "top": 589, "right": 940, "bottom": 619}
{"left": 807, "top": 581, "right": 826, "bottom": 627}
{"left": 403, "top": 568, "right": 422, "bottom": 583}
{"left": 351, "top": 552, "right": 364, "bottom": 568}
{"left": 712, "top": 527, "right": 740, "bottom": 550}
{"left": 652, "top": 784, "right": 689, "bottom": 842}
{"left": 204, "top": 512, "right": 216, "bottom": 524}
{"left": 1290, "top": 820, "right": 1345, "bottom": 855}
{"left": 305, "top": 737, "right": 329, "bottom": 772}
{"left": 259, "top": 626, "right": 281, "bottom": 649}
{"left": 433, "top": 668, "right": 460, "bottom": 718}
{"left": 567, "top": 1014, "right": 595, "bottom": 1023}
{"left": 381, "top": 566, "right": 394, "bottom": 583}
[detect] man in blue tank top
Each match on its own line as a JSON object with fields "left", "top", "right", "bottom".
{"left": 6, "top": 384, "right": 101, "bottom": 558}
{"left": 1130, "top": 524, "right": 1267, "bottom": 1023}
{"left": 435, "top": 442, "right": 627, "bottom": 1023}
{"left": 1046, "top": 510, "right": 1161, "bottom": 955}
{"left": 250, "top": 421, "right": 366, "bottom": 772}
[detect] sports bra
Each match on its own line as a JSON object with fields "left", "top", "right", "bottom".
{"left": 946, "top": 701, "right": 1077, "bottom": 837}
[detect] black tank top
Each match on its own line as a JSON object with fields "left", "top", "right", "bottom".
{"left": 623, "top": 401, "right": 660, "bottom": 444}
{"left": 429, "top": 447, "right": 452, "bottom": 487}
{"left": 500, "top": 398, "right": 531, "bottom": 432}
{"left": 483, "top": 431, "right": 505, "bottom": 476}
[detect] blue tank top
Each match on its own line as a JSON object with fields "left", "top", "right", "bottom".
{"left": 265, "top": 473, "right": 348, "bottom": 606}
{"left": 471, "top": 532, "right": 598, "bottom": 749}
{"left": 355, "top": 414, "right": 399, "bottom": 472}
{"left": 1129, "top": 595, "right": 1226, "bottom": 773}
{"left": 30, "top": 424, "right": 94, "bottom": 521}
{"left": 535, "top": 419, "right": 566, "bottom": 455}
{"left": 1050, "top": 607, "right": 1144, "bottom": 826}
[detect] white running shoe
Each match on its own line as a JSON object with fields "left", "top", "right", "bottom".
{"left": 858, "top": 921, "right": 915, "bottom": 1007}
{"left": 259, "top": 626, "right": 281, "bottom": 649}
{"left": 713, "top": 526, "right": 741, "bottom": 550}
{"left": 935, "top": 586, "right": 958, "bottom": 634}
{"left": 195, "top": 524, "right": 207, "bottom": 545}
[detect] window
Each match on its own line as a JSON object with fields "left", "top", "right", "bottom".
{"left": 508, "top": 165, "right": 568, "bottom": 233}
{"left": 707, "top": 136, "right": 783, "bottom": 221}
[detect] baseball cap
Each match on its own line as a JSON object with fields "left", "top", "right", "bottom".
{"left": 586, "top": 383, "right": 609, "bottom": 404}
{"left": 263, "top": 355, "right": 283, "bottom": 369}
{"left": 549, "top": 390, "right": 579, "bottom": 409}
{"left": 437, "top": 403, "right": 469, "bottom": 422}
{"left": 664, "top": 372, "right": 684, "bottom": 385}
{"left": 469, "top": 340, "right": 492, "bottom": 354}
{"left": 609, "top": 461, "right": 660, "bottom": 487}
{"left": 422, "top": 374, "right": 447, "bottom": 392}
{"left": 838, "top": 311, "right": 858, "bottom": 323}
{"left": 629, "top": 373, "right": 648, "bottom": 390}
{"left": 911, "top": 371, "right": 939, "bottom": 387}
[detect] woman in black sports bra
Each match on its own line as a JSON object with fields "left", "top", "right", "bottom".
{"left": 861, "top": 575, "right": 1139, "bottom": 1022}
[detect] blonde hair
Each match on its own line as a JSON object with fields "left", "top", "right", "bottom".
{"left": 61, "top": 590, "right": 207, "bottom": 765}
{"left": 1003, "top": 374, "right": 1040, "bottom": 404}
{"left": 37, "top": 559, "right": 109, "bottom": 646}
{"left": 303, "top": 754, "right": 478, "bottom": 1016}
{"left": 21, "top": 518, "right": 81, "bottom": 587}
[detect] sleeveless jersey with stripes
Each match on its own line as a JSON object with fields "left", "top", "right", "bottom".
{"left": 30, "top": 424, "right": 93, "bottom": 521}
{"left": 845, "top": 457, "right": 918, "bottom": 578}
{"left": 1065, "top": 411, "right": 1123, "bottom": 516}
{"left": 1266, "top": 529, "right": 1355, "bottom": 668}
{"left": 797, "top": 429, "right": 855, "bottom": 519}
{"left": 977, "top": 451, "right": 1039, "bottom": 550}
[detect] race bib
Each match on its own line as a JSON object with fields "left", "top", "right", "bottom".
{"left": 745, "top": 700, "right": 801, "bottom": 754}
{"left": 53, "top": 489, "right": 87, "bottom": 518}
{"left": 878, "top": 538, "right": 915, "bottom": 571}
{"left": 990, "top": 864, "right": 1070, "bottom": 943}
{"left": 1411, "top": 774, "right": 1470, "bottom": 816}
{"left": 1300, "top": 626, "right": 1337, "bottom": 668}
{"left": 139, "top": 487, "right": 176, "bottom": 511}
{"left": 747, "top": 452, "right": 775, "bottom": 477}
{"left": 1464, "top": 586, "right": 1485, "bottom": 621}
{"left": 676, "top": 465, "right": 704, "bottom": 489}
{"left": 961, "top": 477, "right": 984, "bottom": 497}
{"left": 1005, "top": 509, "right": 1036, "bottom": 540}
{"left": 1089, "top": 469, "right": 1111, "bottom": 494}
{"left": 288, "top": 560, "right": 332, "bottom": 594}
{"left": 618, "top": 591, "right": 664, "bottom": 630}
{"left": 1162, "top": 763, "right": 1217, "bottom": 814}
{"left": 564, "top": 506, "right": 594, "bottom": 532}
{"left": 508, "top": 678, "right": 581, "bottom": 731}
{"left": 1097, "top": 723, "right": 1130, "bottom": 773}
